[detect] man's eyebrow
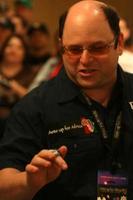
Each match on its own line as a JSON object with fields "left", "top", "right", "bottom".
{"left": 90, "top": 40, "right": 108, "bottom": 45}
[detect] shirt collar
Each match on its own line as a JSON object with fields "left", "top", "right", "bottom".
{"left": 56, "top": 65, "right": 126, "bottom": 104}
{"left": 56, "top": 67, "right": 81, "bottom": 103}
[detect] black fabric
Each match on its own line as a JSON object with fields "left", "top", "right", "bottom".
{"left": 0, "top": 66, "right": 133, "bottom": 200}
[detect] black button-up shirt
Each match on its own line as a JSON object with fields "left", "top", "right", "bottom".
{"left": 0, "top": 66, "right": 133, "bottom": 200}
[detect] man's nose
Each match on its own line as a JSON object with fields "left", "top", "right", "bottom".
{"left": 80, "top": 49, "right": 94, "bottom": 65}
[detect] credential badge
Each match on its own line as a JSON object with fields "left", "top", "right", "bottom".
{"left": 129, "top": 101, "right": 133, "bottom": 110}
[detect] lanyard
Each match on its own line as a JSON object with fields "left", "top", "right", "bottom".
{"left": 82, "top": 93, "right": 122, "bottom": 141}
{"left": 82, "top": 93, "right": 123, "bottom": 171}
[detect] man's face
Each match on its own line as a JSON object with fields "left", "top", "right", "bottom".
{"left": 62, "top": 6, "right": 123, "bottom": 91}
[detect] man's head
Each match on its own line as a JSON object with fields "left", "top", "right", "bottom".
{"left": 59, "top": 0, "right": 123, "bottom": 91}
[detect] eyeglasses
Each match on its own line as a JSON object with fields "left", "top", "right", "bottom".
{"left": 62, "top": 38, "right": 116, "bottom": 57}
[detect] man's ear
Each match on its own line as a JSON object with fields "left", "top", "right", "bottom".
{"left": 117, "top": 33, "right": 124, "bottom": 55}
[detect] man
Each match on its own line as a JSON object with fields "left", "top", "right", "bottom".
{"left": 27, "top": 23, "right": 51, "bottom": 66}
{"left": 0, "top": 1, "right": 133, "bottom": 199}
{"left": 27, "top": 23, "right": 58, "bottom": 90}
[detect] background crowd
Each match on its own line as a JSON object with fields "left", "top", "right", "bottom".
{"left": 0, "top": 0, "right": 63, "bottom": 137}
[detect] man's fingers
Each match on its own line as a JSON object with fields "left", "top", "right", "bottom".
{"left": 58, "top": 145, "right": 68, "bottom": 158}
{"left": 54, "top": 146, "right": 68, "bottom": 170}
{"left": 26, "top": 164, "right": 39, "bottom": 173}
{"left": 27, "top": 146, "right": 68, "bottom": 173}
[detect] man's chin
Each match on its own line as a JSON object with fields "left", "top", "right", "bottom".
{"left": 75, "top": 77, "right": 95, "bottom": 88}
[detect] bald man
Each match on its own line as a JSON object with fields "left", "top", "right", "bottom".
{"left": 0, "top": 1, "right": 133, "bottom": 200}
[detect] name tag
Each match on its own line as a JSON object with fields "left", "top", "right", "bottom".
{"left": 97, "top": 170, "right": 127, "bottom": 199}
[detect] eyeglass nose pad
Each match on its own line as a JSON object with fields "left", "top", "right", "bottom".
{"left": 80, "top": 49, "right": 94, "bottom": 63}
{"left": 81, "top": 48, "right": 93, "bottom": 57}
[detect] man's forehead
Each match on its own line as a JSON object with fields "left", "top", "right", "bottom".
{"left": 65, "top": 1, "right": 106, "bottom": 26}
{"left": 61, "top": 0, "right": 115, "bottom": 43}
{"left": 63, "top": 4, "right": 106, "bottom": 34}
{"left": 62, "top": 6, "right": 113, "bottom": 43}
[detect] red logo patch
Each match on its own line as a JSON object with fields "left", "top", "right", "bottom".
{"left": 81, "top": 117, "right": 94, "bottom": 135}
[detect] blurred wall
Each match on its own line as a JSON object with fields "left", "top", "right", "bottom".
{"left": 1, "top": 0, "right": 132, "bottom": 30}
{"left": 32, "top": 0, "right": 80, "bottom": 47}
{"left": 32, "top": 0, "right": 133, "bottom": 30}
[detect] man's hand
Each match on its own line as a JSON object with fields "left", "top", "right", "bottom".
{"left": 25, "top": 145, "right": 68, "bottom": 190}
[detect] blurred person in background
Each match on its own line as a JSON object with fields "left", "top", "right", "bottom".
{"left": 0, "top": 17, "right": 15, "bottom": 48}
{"left": 0, "top": 33, "right": 34, "bottom": 137}
{"left": 10, "top": 14, "right": 29, "bottom": 37}
{"left": 119, "top": 18, "right": 133, "bottom": 52}
{"left": 28, "top": 19, "right": 66, "bottom": 90}
{"left": 118, "top": 18, "right": 133, "bottom": 73}
{"left": 28, "top": 28, "right": 63, "bottom": 90}
{"left": 27, "top": 22, "right": 59, "bottom": 90}
{"left": 14, "top": 0, "right": 33, "bottom": 25}
{"left": 0, "top": 1, "right": 15, "bottom": 19}
{"left": 27, "top": 22, "right": 51, "bottom": 67}
{"left": 48, "top": 29, "right": 63, "bottom": 80}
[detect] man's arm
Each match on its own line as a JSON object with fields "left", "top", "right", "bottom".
{"left": 0, "top": 146, "right": 68, "bottom": 200}
{"left": 0, "top": 168, "right": 36, "bottom": 200}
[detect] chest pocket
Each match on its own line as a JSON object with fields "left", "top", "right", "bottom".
{"left": 47, "top": 123, "right": 102, "bottom": 164}
{"left": 46, "top": 121, "right": 103, "bottom": 193}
